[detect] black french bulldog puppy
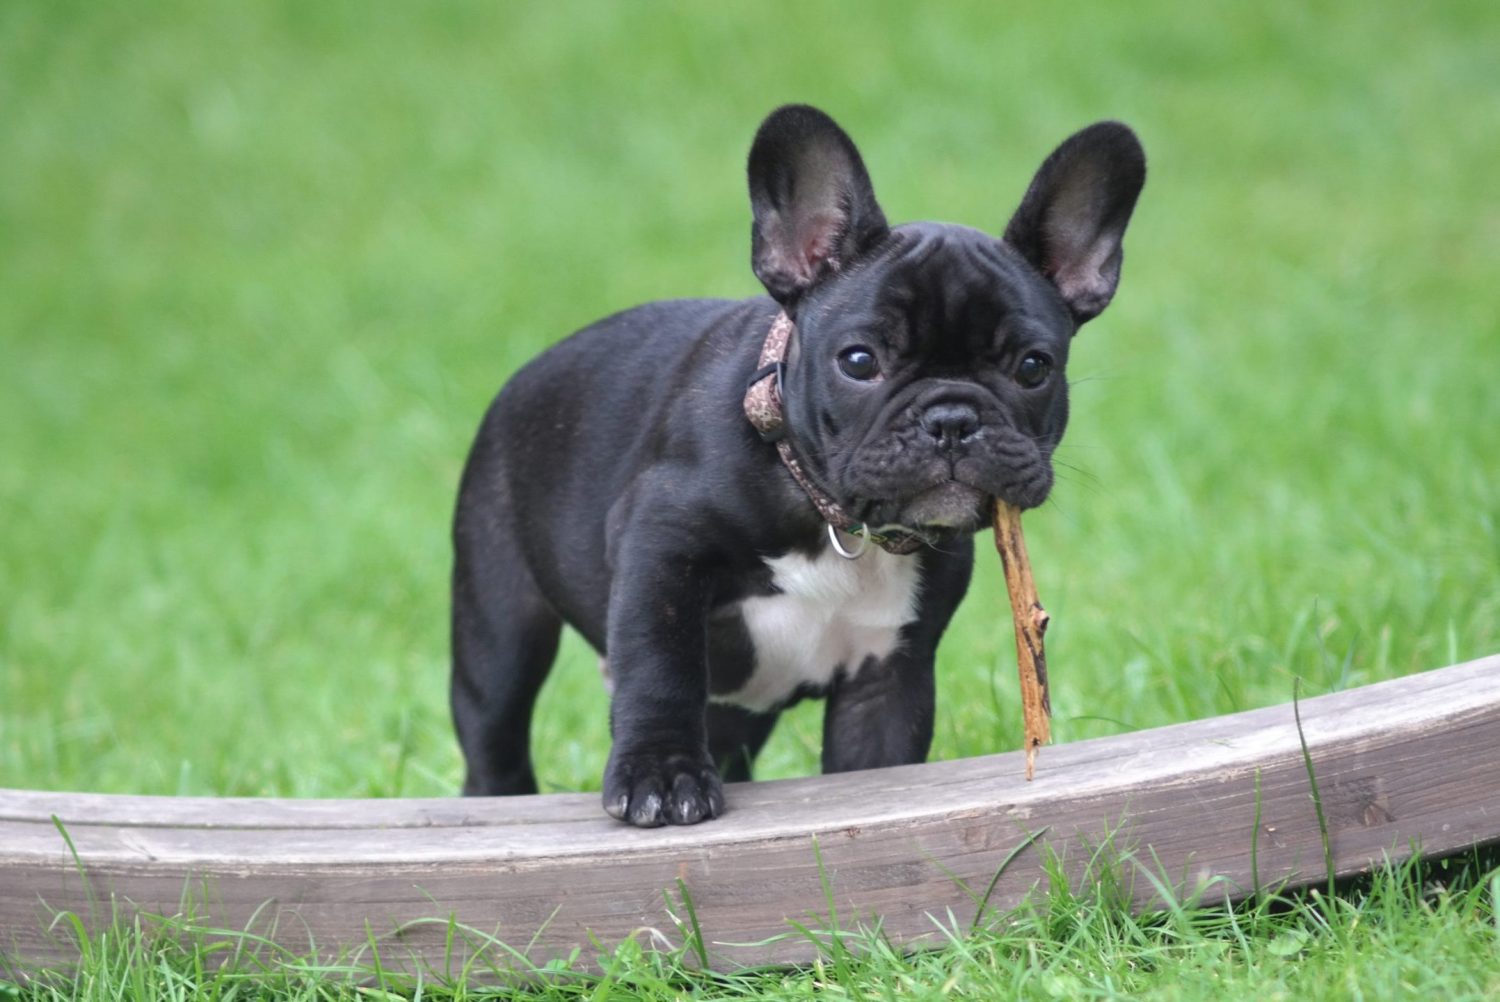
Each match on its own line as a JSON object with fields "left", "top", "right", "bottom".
{"left": 451, "top": 105, "right": 1145, "bottom": 827}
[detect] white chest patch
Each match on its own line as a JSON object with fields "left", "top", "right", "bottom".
{"left": 715, "top": 541, "right": 922, "bottom": 713}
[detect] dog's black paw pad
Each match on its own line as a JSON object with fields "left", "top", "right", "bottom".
{"left": 603, "top": 749, "right": 724, "bottom": 828}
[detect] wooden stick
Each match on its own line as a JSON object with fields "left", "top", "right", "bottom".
{"left": 993, "top": 499, "right": 1051, "bottom": 780}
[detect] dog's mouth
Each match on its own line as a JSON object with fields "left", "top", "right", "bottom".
{"left": 901, "top": 481, "right": 991, "bottom": 530}
{"left": 839, "top": 421, "right": 1057, "bottom": 539}
{"left": 859, "top": 480, "right": 990, "bottom": 539}
{"left": 860, "top": 466, "right": 1053, "bottom": 539}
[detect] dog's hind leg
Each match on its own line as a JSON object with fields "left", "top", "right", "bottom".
{"left": 450, "top": 464, "right": 561, "bottom": 797}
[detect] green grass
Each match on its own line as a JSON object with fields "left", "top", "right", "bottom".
{"left": 2, "top": 0, "right": 1498, "bottom": 996}
{"left": 12, "top": 850, "right": 1500, "bottom": 1000}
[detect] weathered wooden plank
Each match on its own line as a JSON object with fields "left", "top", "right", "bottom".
{"left": 3, "top": 655, "right": 1498, "bottom": 977}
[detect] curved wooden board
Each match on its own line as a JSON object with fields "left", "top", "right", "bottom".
{"left": 3, "top": 654, "right": 1498, "bottom": 977}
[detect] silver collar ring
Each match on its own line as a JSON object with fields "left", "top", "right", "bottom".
{"left": 828, "top": 522, "right": 870, "bottom": 560}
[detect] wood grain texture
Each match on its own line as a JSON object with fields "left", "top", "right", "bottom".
{"left": 3, "top": 655, "right": 1498, "bottom": 978}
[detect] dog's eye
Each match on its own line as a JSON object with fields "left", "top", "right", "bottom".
{"left": 837, "top": 346, "right": 881, "bottom": 381}
{"left": 1015, "top": 351, "right": 1053, "bottom": 389}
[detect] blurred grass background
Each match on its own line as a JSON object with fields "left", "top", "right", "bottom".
{"left": 1, "top": 0, "right": 1496, "bottom": 802}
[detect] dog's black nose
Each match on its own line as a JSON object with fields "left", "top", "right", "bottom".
{"left": 920, "top": 402, "right": 980, "bottom": 445}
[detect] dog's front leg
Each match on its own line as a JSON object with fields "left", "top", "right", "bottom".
{"left": 820, "top": 643, "right": 938, "bottom": 774}
{"left": 820, "top": 545, "right": 969, "bottom": 774}
{"left": 601, "top": 536, "right": 724, "bottom": 827}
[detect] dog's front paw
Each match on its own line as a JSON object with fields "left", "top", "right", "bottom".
{"left": 602, "top": 746, "right": 725, "bottom": 827}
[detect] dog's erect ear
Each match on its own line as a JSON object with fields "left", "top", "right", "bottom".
{"left": 748, "top": 105, "right": 890, "bottom": 305}
{"left": 1004, "top": 122, "right": 1146, "bottom": 325}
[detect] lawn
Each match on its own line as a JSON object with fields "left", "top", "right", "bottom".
{"left": 2, "top": 0, "right": 1498, "bottom": 997}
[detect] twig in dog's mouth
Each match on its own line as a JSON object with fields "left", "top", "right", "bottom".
{"left": 992, "top": 499, "right": 1051, "bottom": 779}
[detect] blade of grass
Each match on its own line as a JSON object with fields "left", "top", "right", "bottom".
{"left": 1293, "top": 677, "right": 1337, "bottom": 900}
